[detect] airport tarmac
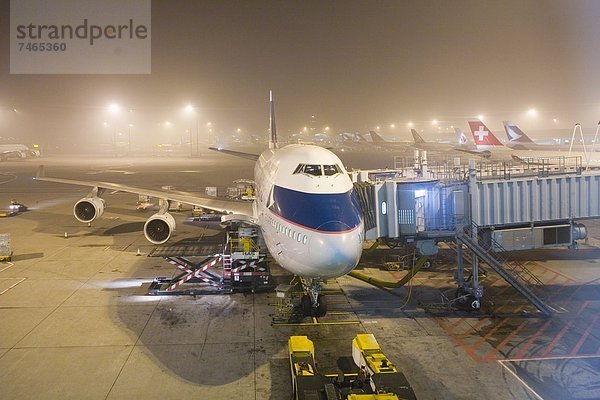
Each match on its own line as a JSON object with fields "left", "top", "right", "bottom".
{"left": 0, "top": 155, "right": 599, "bottom": 400}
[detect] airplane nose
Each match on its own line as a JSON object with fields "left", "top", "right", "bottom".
{"left": 308, "top": 228, "right": 363, "bottom": 279}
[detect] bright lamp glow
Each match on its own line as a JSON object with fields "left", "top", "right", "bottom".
{"left": 184, "top": 104, "right": 194, "bottom": 113}
{"left": 108, "top": 103, "right": 120, "bottom": 113}
{"left": 527, "top": 108, "right": 537, "bottom": 117}
{"left": 432, "top": 120, "right": 438, "bottom": 125}
{"left": 477, "top": 115, "right": 484, "bottom": 120}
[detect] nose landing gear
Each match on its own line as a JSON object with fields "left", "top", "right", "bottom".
{"left": 300, "top": 278, "right": 328, "bottom": 317}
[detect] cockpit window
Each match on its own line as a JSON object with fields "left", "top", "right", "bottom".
{"left": 303, "top": 164, "right": 322, "bottom": 176}
{"left": 293, "top": 164, "right": 341, "bottom": 177}
{"left": 323, "top": 164, "right": 341, "bottom": 176}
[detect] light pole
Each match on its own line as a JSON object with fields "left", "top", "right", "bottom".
{"left": 184, "top": 104, "right": 199, "bottom": 157}
{"left": 128, "top": 124, "right": 133, "bottom": 155}
{"left": 207, "top": 122, "right": 212, "bottom": 148}
{"left": 107, "top": 103, "right": 121, "bottom": 156}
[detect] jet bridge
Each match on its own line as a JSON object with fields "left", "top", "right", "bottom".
{"left": 352, "top": 157, "right": 600, "bottom": 315}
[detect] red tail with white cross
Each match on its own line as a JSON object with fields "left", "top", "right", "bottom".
{"left": 468, "top": 120, "right": 504, "bottom": 147}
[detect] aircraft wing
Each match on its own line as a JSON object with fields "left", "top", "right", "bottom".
{"left": 1, "top": 149, "right": 25, "bottom": 158}
{"left": 454, "top": 147, "right": 492, "bottom": 158}
{"left": 209, "top": 147, "right": 260, "bottom": 161}
{"left": 35, "top": 166, "right": 253, "bottom": 216}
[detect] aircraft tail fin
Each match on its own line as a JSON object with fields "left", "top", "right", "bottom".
{"left": 368, "top": 130, "right": 386, "bottom": 143}
{"left": 455, "top": 128, "right": 472, "bottom": 147}
{"left": 411, "top": 129, "right": 426, "bottom": 144}
{"left": 503, "top": 121, "right": 534, "bottom": 144}
{"left": 468, "top": 120, "right": 504, "bottom": 147}
{"left": 269, "top": 90, "right": 278, "bottom": 149}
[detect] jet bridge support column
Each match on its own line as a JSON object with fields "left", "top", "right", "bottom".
{"left": 456, "top": 239, "right": 464, "bottom": 285}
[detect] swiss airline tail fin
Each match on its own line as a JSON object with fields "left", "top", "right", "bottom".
{"left": 468, "top": 120, "right": 504, "bottom": 147}
{"left": 411, "top": 129, "right": 426, "bottom": 144}
{"left": 503, "top": 121, "right": 534, "bottom": 144}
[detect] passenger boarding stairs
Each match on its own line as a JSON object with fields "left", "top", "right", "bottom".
{"left": 455, "top": 222, "right": 553, "bottom": 317}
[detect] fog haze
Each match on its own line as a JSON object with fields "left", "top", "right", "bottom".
{"left": 2, "top": 0, "right": 600, "bottom": 151}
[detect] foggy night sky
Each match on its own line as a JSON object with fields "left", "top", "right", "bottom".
{"left": 2, "top": 0, "right": 600, "bottom": 149}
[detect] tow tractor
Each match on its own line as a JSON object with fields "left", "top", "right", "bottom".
{"left": 289, "top": 334, "right": 417, "bottom": 399}
{"left": 0, "top": 200, "right": 26, "bottom": 217}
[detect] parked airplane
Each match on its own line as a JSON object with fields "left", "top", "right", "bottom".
{"left": 467, "top": 120, "right": 506, "bottom": 151}
{"left": 502, "top": 121, "right": 586, "bottom": 152}
{"left": 410, "top": 129, "right": 491, "bottom": 158}
{"left": 0, "top": 144, "right": 40, "bottom": 161}
{"left": 35, "top": 92, "right": 364, "bottom": 317}
{"left": 367, "top": 130, "right": 413, "bottom": 152}
{"left": 468, "top": 119, "right": 595, "bottom": 165}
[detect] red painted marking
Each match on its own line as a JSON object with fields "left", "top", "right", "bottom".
{"left": 514, "top": 318, "right": 553, "bottom": 359}
{"left": 470, "top": 318, "right": 509, "bottom": 352}
{"left": 437, "top": 319, "right": 479, "bottom": 361}
{"left": 545, "top": 272, "right": 561, "bottom": 285}
{"left": 462, "top": 318, "right": 490, "bottom": 337}
{"left": 449, "top": 318, "right": 465, "bottom": 330}
{"left": 570, "top": 315, "right": 599, "bottom": 356}
{"left": 484, "top": 320, "right": 528, "bottom": 361}
{"left": 542, "top": 320, "right": 574, "bottom": 357}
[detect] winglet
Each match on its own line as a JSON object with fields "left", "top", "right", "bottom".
{"left": 411, "top": 129, "right": 425, "bottom": 144}
{"left": 36, "top": 165, "right": 45, "bottom": 179}
{"left": 269, "top": 90, "right": 278, "bottom": 149}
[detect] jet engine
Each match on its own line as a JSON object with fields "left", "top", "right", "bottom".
{"left": 73, "top": 197, "right": 105, "bottom": 223}
{"left": 144, "top": 213, "right": 176, "bottom": 244}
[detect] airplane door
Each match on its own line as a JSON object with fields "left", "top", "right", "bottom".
{"left": 397, "top": 188, "right": 416, "bottom": 235}
{"left": 415, "top": 194, "right": 425, "bottom": 232}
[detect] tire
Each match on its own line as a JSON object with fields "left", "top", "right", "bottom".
{"left": 314, "top": 296, "right": 327, "bottom": 317}
{"left": 470, "top": 298, "right": 481, "bottom": 310}
{"left": 301, "top": 295, "right": 312, "bottom": 316}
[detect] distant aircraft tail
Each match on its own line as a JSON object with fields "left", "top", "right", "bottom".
{"left": 269, "top": 90, "right": 278, "bottom": 149}
{"left": 368, "top": 130, "right": 386, "bottom": 143}
{"left": 455, "top": 128, "right": 474, "bottom": 148}
{"left": 468, "top": 120, "right": 504, "bottom": 147}
{"left": 411, "top": 129, "right": 426, "bottom": 144}
{"left": 503, "top": 121, "right": 534, "bottom": 144}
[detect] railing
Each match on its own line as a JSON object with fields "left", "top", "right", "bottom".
{"left": 461, "top": 221, "right": 545, "bottom": 288}
{"left": 476, "top": 156, "right": 582, "bottom": 180}
{"left": 455, "top": 220, "right": 552, "bottom": 316}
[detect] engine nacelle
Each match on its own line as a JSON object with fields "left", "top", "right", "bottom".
{"left": 144, "top": 213, "right": 176, "bottom": 244}
{"left": 73, "top": 197, "right": 105, "bottom": 223}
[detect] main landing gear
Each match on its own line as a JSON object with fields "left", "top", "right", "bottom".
{"left": 299, "top": 277, "right": 328, "bottom": 317}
